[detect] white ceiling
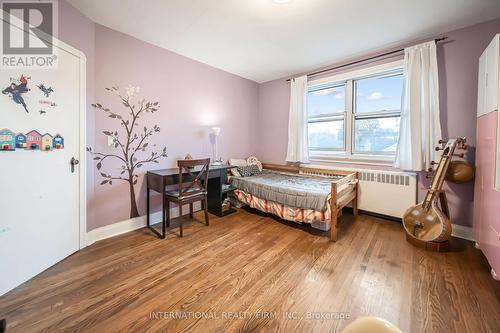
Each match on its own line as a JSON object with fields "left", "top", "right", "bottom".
{"left": 67, "top": 0, "right": 500, "bottom": 83}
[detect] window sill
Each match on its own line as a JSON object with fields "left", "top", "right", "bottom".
{"left": 308, "top": 152, "right": 395, "bottom": 167}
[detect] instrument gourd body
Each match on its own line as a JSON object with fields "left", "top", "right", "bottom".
{"left": 403, "top": 138, "right": 466, "bottom": 242}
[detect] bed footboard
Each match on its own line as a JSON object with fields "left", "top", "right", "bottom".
{"left": 330, "top": 172, "right": 358, "bottom": 242}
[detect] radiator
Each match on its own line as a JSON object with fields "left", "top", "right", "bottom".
{"left": 356, "top": 170, "right": 417, "bottom": 218}
{"left": 305, "top": 167, "right": 417, "bottom": 218}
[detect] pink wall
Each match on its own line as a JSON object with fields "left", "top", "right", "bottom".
{"left": 474, "top": 111, "right": 500, "bottom": 275}
{"left": 90, "top": 25, "right": 259, "bottom": 230}
{"left": 257, "top": 18, "right": 500, "bottom": 227}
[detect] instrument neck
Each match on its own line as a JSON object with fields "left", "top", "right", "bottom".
{"left": 423, "top": 155, "right": 452, "bottom": 209}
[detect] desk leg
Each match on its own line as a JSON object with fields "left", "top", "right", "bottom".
{"left": 161, "top": 189, "right": 166, "bottom": 239}
{"left": 166, "top": 201, "right": 170, "bottom": 227}
{"left": 146, "top": 187, "right": 150, "bottom": 227}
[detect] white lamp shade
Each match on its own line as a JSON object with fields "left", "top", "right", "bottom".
{"left": 210, "top": 127, "right": 221, "bottom": 136}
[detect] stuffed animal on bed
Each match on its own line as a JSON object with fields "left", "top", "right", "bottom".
{"left": 228, "top": 156, "right": 263, "bottom": 177}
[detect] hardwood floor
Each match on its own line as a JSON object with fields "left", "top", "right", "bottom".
{"left": 1, "top": 208, "right": 499, "bottom": 333}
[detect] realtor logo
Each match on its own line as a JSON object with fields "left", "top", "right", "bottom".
{"left": 1, "top": 0, "right": 58, "bottom": 68}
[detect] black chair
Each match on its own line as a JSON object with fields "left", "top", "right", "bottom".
{"left": 164, "top": 158, "right": 210, "bottom": 237}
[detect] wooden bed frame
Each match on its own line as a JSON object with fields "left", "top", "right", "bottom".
{"left": 261, "top": 163, "right": 359, "bottom": 241}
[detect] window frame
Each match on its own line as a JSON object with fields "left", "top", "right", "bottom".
{"left": 307, "top": 60, "right": 404, "bottom": 164}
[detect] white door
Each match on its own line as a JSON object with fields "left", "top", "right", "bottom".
{"left": 478, "top": 50, "right": 487, "bottom": 117}
{"left": 485, "top": 34, "right": 499, "bottom": 113}
{"left": 0, "top": 22, "right": 85, "bottom": 295}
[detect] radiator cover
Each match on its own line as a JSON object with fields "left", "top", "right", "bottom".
{"left": 302, "top": 167, "right": 417, "bottom": 218}
{"left": 357, "top": 170, "right": 417, "bottom": 218}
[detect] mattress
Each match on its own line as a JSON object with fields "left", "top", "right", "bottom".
{"left": 230, "top": 170, "right": 341, "bottom": 211}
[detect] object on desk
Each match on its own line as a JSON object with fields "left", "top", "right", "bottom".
{"left": 209, "top": 127, "right": 223, "bottom": 166}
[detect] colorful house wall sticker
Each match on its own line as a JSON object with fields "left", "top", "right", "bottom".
{"left": 53, "top": 134, "right": 64, "bottom": 149}
{"left": 0, "top": 128, "right": 15, "bottom": 150}
{"left": 15, "top": 133, "right": 27, "bottom": 148}
{"left": 41, "top": 133, "right": 53, "bottom": 151}
{"left": 26, "top": 130, "right": 42, "bottom": 150}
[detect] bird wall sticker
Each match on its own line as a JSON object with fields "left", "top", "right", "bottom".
{"left": 2, "top": 75, "right": 30, "bottom": 113}
{"left": 36, "top": 84, "right": 54, "bottom": 98}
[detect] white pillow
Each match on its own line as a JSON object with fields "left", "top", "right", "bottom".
{"left": 246, "top": 156, "right": 262, "bottom": 171}
{"left": 228, "top": 158, "right": 247, "bottom": 177}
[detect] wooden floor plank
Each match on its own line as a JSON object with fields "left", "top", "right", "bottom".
{"left": 1, "top": 208, "right": 499, "bottom": 333}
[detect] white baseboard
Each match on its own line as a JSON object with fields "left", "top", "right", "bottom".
{"left": 451, "top": 224, "right": 474, "bottom": 241}
{"left": 85, "top": 202, "right": 201, "bottom": 246}
{"left": 85, "top": 207, "right": 474, "bottom": 246}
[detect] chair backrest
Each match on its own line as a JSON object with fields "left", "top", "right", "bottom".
{"left": 177, "top": 158, "right": 211, "bottom": 197}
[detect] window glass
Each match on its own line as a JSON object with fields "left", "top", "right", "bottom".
{"left": 354, "top": 117, "right": 400, "bottom": 153}
{"left": 355, "top": 73, "right": 403, "bottom": 114}
{"left": 307, "top": 84, "right": 346, "bottom": 117}
{"left": 308, "top": 120, "right": 344, "bottom": 150}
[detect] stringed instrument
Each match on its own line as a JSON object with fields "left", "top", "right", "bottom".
{"left": 403, "top": 138, "right": 467, "bottom": 242}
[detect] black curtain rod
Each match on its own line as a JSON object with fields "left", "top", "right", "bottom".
{"left": 286, "top": 37, "right": 448, "bottom": 82}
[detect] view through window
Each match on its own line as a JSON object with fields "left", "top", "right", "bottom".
{"left": 307, "top": 65, "right": 403, "bottom": 160}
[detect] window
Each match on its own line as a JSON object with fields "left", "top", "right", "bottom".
{"left": 307, "top": 61, "right": 403, "bottom": 162}
{"left": 307, "top": 84, "right": 346, "bottom": 151}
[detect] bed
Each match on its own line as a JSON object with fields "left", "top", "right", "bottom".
{"left": 230, "top": 163, "right": 358, "bottom": 241}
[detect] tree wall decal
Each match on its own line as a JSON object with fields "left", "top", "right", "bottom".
{"left": 87, "top": 85, "right": 167, "bottom": 218}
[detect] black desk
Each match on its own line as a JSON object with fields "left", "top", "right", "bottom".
{"left": 146, "top": 164, "right": 235, "bottom": 238}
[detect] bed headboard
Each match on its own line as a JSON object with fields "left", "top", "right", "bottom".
{"left": 261, "top": 163, "right": 356, "bottom": 180}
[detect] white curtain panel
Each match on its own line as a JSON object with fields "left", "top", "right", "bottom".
{"left": 286, "top": 75, "right": 309, "bottom": 163}
{"left": 395, "top": 41, "right": 442, "bottom": 171}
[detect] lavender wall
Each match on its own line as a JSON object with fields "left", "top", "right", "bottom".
{"left": 90, "top": 25, "right": 259, "bottom": 230}
{"left": 257, "top": 18, "right": 500, "bottom": 228}
{"left": 58, "top": 0, "right": 500, "bottom": 230}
